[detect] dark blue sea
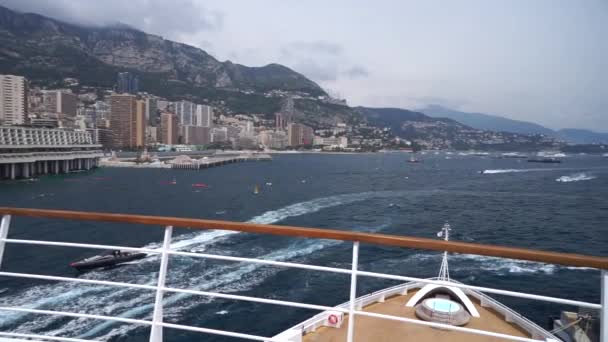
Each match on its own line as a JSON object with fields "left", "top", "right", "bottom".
{"left": 0, "top": 153, "right": 607, "bottom": 341}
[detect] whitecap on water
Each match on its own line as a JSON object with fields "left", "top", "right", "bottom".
{"left": 556, "top": 173, "right": 596, "bottom": 183}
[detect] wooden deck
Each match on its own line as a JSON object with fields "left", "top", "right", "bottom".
{"left": 303, "top": 291, "right": 530, "bottom": 342}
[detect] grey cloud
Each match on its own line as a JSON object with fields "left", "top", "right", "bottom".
{"left": 280, "top": 41, "right": 367, "bottom": 83}
{"left": 343, "top": 66, "right": 369, "bottom": 79}
{"left": 0, "top": 0, "right": 223, "bottom": 38}
{"left": 280, "top": 41, "right": 343, "bottom": 58}
{"left": 291, "top": 59, "right": 339, "bottom": 82}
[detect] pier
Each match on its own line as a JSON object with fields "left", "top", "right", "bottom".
{"left": 170, "top": 154, "right": 272, "bottom": 170}
{"left": 0, "top": 126, "right": 103, "bottom": 180}
{"left": 99, "top": 153, "right": 272, "bottom": 170}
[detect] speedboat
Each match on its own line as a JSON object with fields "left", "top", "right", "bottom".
{"left": 527, "top": 158, "right": 562, "bottom": 163}
{"left": 69, "top": 250, "right": 146, "bottom": 271}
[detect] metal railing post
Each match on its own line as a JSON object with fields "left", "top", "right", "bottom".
{"left": 150, "top": 226, "right": 173, "bottom": 342}
{"left": 347, "top": 241, "right": 359, "bottom": 342}
{"left": 601, "top": 270, "right": 607, "bottom": 342}
{"left": 0, "top": 215, "right": 11, "bottom": 269}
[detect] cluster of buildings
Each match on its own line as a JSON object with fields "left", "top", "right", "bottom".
{"left": 0, "top": 73, "right": 352, "bottom": 152}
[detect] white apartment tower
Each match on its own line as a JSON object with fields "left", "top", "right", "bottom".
{"left": 194, "top": 104, "right": 213, "bottom": 127}
{"left": 0, "top": 75, "right": 27, "bottom": 125}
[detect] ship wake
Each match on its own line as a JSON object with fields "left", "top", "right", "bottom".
{"left": 556, "top": 173, "right": 596, "bottom": 183}
{"left": 0, "top": 191, "right": 396, "bottom": 340}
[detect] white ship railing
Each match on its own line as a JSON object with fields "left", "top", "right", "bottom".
{"left": 0, "top": 208, "right": 606, "bottom": 342}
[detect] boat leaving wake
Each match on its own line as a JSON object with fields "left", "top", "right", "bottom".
{"left": 0, "top": 191, "right": 398, "bottom": 340}
{"left": 481, "top": 169, "right": 534, "bottom": 174}
{"left": 556, "top": 173, "right": 596, "bottom": 183}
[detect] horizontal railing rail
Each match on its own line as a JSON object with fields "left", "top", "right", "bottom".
{"left": 0, "top": 208, "right": 606, "bottom": 342}
{"left": 0, "top": 207, "right": 606, "bottom": 269}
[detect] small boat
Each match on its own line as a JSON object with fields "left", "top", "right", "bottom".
{"left": 527, "top": 158, "right": 562, "bottom": 163}
{"left": 253, "top": 184, "right": 260, "bottom": 195}
{"left": 192, "top": 183, "right": 208, "bottom": 188}
{"left": 170, "top": 178, "right": 177, "bottom": 185}
{"left": 69, "top": 250, "right": 146, "bottom": 271}
{"left": 407, "top": 155, "right": 421, "bottom": 163}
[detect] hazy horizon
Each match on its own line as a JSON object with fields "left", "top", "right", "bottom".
{"left": 2, "top": 0, "right": 607, "bottom": 132}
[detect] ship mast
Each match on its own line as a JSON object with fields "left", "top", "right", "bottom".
{"left": 437, "top": 222, "right": 451, "bottom": 281}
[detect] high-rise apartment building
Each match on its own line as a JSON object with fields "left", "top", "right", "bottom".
{"left": 275, "top": 112, "right": 290, "bottom": 131}
{"left": 0, "top": 74, "right": 27, "bottom": 125}
{"left": 43, "top": 90, "right": 77, "bottom": 117}
{"left": 287, "top": 123, "right": 313, "bottom": 147}
{"left": 160, "top": 112, "right": 179, "bottom": 145}
{"left": 116, "top": 72, "right": 139, "bottom": 94}
{"left": 175, "top": 100, "right": 195, "bottom": 126}
{"left": 194, "top": 104, "right": 214, "bottom": 127}
{"left": 135, "top": 100, "right": 147, "bottom": 147}
{"left": 183, "top": 126, "right": 211, "bottom": 145}
{"left": 144, "top": 97, "right": 158, "bottom": 126}
{"left": 110, "top": 94, "right": 139, "bottom": 148}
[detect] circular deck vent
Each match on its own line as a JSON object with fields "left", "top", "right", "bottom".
{"left": 415, "top": 297, "right": 471, "bottom": 326}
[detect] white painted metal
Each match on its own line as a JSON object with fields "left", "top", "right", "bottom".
{"left": 437, "top": 222, "right": 451, "bottom": 281}
{"left": 346, "top": 242, "right": 359, "bottom": 342}
{"left": 170, "top": 250, "right": 352, "bottom": 275}
{"left": 356, "top": 270, "right": 602, "bottom": 309}
{"left": 0, "top": 219, "right": 599, "bottom": 342}
{"left": 0, "top": 215, "right": 10, "bottom": 269}
{"left": 4, "top": 238, "right": 160, "bottom": 254}
{"left": 601, "top": 270, "right": 607, "bottom": 342}
{"left": 0, "top": 234, "right": 600, "bottom": 309}
{"left": 150, "top": 226, "right": 173, "bottom": 342}
{"left": 355, "top": 310, "right": 543, "bottom": 342}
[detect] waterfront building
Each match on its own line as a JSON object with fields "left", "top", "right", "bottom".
{"left": 87, "top": 128, "right": 114, "bottom": 149}
{"left": 0, "top": 126, "right": 102, "bottom": 179}
{"left": 110, "top": 94, "right": 139, "bottom": 149}
{"left": 259, "top": 130, "right": 288, "bottom": 149}
{"left": 183, "top": 125, "right": 211, "bottom": 145}
{"left": 313, "top": 136, "right": 348, "bottom": 148}
{"left": 287, "top": 123, "right": 313, "bottom": 146}
{"left": 160, "top": 112, "right": 179, "bottom": 145}
{"left": 211, "top": 126, "right": 228, "bottom": 142}
{"left": 0, "top": 74, "right": 27, "bottom": 125}
{"left": 146, "top": 126, "right": 158, "bottom": 144}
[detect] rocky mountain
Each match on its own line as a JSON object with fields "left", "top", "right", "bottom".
{"left": 358, "top": 107, "right": 558, "bottom": 150}
{"left": 421, "top": 105, "right": 608, "bottom": 144}
{"left": 0, "top": 5, "right": 325, "bottom": 96}
{"left": 556, "top": 129, "right": 608, "bottom": 145}
{"left": 420, "top": 105, "right": 554, "bottom": 136}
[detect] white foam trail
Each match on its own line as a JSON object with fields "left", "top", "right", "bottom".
{"left": 481, "top": 169, "right": 541, "bottom": 174}
{"left": 0, "top": 191, "right": 395, "bottom": 339}
{"left": 556, "top": 173, "right": 596, "bottom": 183}
{"left": 405, "top": 253, "right": 594, "bottom": 275}
{"left": 482, "top": 166, "right": 608, "bottom": 175}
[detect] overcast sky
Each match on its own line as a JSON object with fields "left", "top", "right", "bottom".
{"left": 3, "top": 0, "right": 607, "bottom": 131}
